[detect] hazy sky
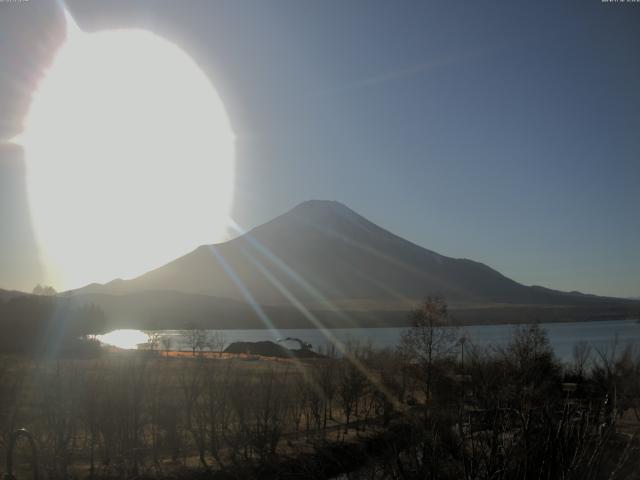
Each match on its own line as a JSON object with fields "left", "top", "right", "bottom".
{"left": 1, "top": 0, "right": 638, "bottom": 297}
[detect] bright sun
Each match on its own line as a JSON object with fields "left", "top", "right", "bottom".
{"left": 19, "top": 14, "right": 235, "bottom": 290}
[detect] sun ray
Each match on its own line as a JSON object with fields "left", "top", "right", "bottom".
{"left": 225, "top": 237, "right": 399, "bottom": 406}
{"left": 205, "top": 245, "right": 281, "bottom": 335}
{"left": 62, "top": 7, "right": 82, "bottom": 38}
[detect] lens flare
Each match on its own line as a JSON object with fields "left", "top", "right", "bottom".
{"left": 19, "top": 12, "right": 235, "bottom": 290}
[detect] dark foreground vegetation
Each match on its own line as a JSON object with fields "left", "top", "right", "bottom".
{"left": 223, "top": 340, "right": 324, "bottom": 359}
{"left": 0, "top": 294, "right": 106, "bottom": 355}
{"left": 0, "top": 297, "right": 639, "bottom": 479}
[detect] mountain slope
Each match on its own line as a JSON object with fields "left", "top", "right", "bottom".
{"left": 0, "top": 289, "right": 29, "bottom": 301}
{"left": 73, "top": 200, "right": 624, "bottom": 309}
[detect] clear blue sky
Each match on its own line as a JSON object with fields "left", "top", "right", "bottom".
{"left": 1, "top": 0, "right": 638, "bottom": 296}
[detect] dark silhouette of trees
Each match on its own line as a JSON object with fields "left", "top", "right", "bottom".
{"left": 161, "top": 335, "right": 173, "bottom": 357}
{"left": 0, "top": 296, "right": 638, "bottom": 479}
{"left": 32, "top": 284, "right": 57, "bottom": 296}
{"left": 0, "top": 295, "right": 105, "bottom": 354}
{"left": 186, "top": 328, "right": 207, "bottom": 356}
{"left": 400, "top": 296, "right": 458, "bottom": 403}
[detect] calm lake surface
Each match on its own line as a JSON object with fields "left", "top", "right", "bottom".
{"left": 98, "top": 319, "right": 640, "bottom": 362}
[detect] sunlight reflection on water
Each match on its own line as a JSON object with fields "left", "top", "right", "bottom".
{"left": 96, "top": 329, "right": 149, "bottom": 350}
{"left": 95, "top": 319, "right": 640, "bottom": 361}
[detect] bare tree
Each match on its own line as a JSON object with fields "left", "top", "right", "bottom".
{"left": 317, "top": 344, "right": 338, "bottom": 429}
{"left": 161, "top": 335, "right": 173, "bottom": 357}
{"left": 145, "top": 331, "right": 161, "bottom": 352}
{"left": 187, "top": 328, "right": 208, "bottom": 356}
{"left": 503, "top": 323, "right": 561, "bottom": 409}
{"left": 201, "top": 361, "right": 234, "bottom": 468}
{"left": 337, "top": 359, "right": 367, "bottom": 433}
{"left": 178, "top": 359, "right": 208, "bottom": 467}
{"left": 207, "top": 331, "right": 226, "bottom": 358}
{"left": 249, "top": 367, "right": 287, "bottom": 461}
{"left": 572, "top": 340, "right": 592, "bottom": 378}
{"left": 400, "top": 296, "right": 457, "bottom": 403}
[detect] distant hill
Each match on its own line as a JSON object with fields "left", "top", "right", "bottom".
{"left": 0, "top": 288, "right": 30, "bottom": 301}
{"left": 73, "top": 200, "right": 629, "bottom": 310}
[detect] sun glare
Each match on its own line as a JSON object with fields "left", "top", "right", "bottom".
{"left": 19, "top": 13, "right": 235, "bottom": 290}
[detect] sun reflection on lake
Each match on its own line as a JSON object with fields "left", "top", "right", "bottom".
{"left": 97, "top": 329, "right": 148, "bottom": 350}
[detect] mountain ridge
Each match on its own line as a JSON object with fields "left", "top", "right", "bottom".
{"left": 71, "top": 200, "right": 627, "bottom": 310}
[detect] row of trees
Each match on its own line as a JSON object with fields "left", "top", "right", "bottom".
{"left": 144, "top": 330, "right": 226, "bottom": 357}
{"left": 0, "top": 297, "right": 638, "bottom": 479}
{"left": 356, "top": 297, "right": 640, "bottom": 479}
{"left": 0, "top": 295, "right": 106, "bottom": 354}
{"left": 1, "top": 349, "right": 391, "bottom": 478}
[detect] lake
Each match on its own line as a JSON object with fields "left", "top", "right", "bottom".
{"left": 97, "top": 318, "right": 640, "bottom": 362}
